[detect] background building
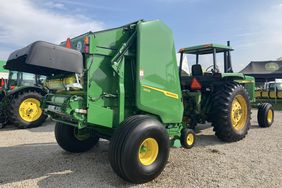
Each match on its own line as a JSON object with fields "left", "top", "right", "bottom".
{"left": 0, "top": 60, "right": 8, "bottom": 79}
{"left": 240, "top": 60, "right": 282, "bottom": 88}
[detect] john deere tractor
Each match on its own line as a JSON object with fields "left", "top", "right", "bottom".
{"left": 0, "top": 69, "right": 47, "bottom": 128}
{"left": 178, "top": 42, "right": 274, "bottom": 138}
{"left": 5, "top": 20, "right": 274, "bottom": 183}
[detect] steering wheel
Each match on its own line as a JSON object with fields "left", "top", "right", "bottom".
{"left": 205, "top": 65, "right": 219, "bottom": 73}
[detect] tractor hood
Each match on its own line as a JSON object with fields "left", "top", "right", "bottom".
{"left": 5, "top": 41, "right": 83, "bottom": 76}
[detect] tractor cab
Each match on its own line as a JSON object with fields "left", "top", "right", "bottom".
{"left": 179, "top": 42, "right": 234, "bottom": 90}
{"left": 7, "top": 71, "right": 46, "bottom": 91}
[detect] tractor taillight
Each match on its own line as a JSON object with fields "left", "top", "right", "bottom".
{"left": 190, "top": 77, "right": 202, "bottom": 90}
{"left": 84, "top": 36, "right": 89, "bottom": 45}
{"left": 66, "top": 38, "right": 72, "bottom": 49}
{"left": 0, "top": 78, "right": 5, "bottom": 87}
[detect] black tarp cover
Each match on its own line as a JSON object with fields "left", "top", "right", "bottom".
{"left": 5, "top": 41, "right": 83, "bottom": 76}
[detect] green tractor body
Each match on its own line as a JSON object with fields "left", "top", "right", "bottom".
{"left": 5, "top": 20, "right": 274, "bottom": 183}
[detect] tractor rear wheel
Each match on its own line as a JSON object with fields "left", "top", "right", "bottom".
{"left": 258, "top": 103, "right": 274, "bottom": 127}
{"left": 109, "top": 115, "right": 169, "bottom": 184}
{"left": 55, "top": 122, "right": 99, "bottom": 153}
{"left": 9, "top": 91, "right": 47, "bottom": 128}
{"left": 211, "top": 83, "right": 251, "bottom": 142}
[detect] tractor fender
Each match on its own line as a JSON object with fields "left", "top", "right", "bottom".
{"left": 7, "top": 86, "right": 47, "bottom": 97}
{"left": 221, "top": 73, "right": 245, "bottom": 81}
{"left": 221, "top": 74, "right": 256, "bottom": 102}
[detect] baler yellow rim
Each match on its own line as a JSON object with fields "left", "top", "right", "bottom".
{"left": 138, "top": 138, "right": 159, "bottom": 166}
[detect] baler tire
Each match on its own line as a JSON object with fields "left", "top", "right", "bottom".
{"left": 211, "top": 82, "right": 251, "bottom": 142}
{"left": 108, "top": 115, "right": 169, "bottom": 184}
{"left": 258, "top": 103, "right": 274, "bottom": 128}
{"left": 8, "top": 91, "right": 47, "bottom": 129}
{"left": 55, "top": 122, "right": 99, "bottom": 153}
{"left": 180, "top": 128, "right": 195, "bottom": 149}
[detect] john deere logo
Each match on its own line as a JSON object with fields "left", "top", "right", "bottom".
{"left": 265, "top": 62, "right": 279, "bottom": 71}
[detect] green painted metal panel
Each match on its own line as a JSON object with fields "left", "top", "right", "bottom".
{"left": 88, "top": 105, "right": 114, "bottom": 128}
{"left": 136, "top": 20, "right": 184, "bottom": 123}
{"left": 181, "top": 44, "right": 233, "bottom": 54}
{"left": 86, "top": 54, "right": 117, "bottom": 127}
{"left": 222, "top": 72, "right": 245, "bottom": 79}
{"left": 85, "top": 21, "right": 139, "bottom": 128}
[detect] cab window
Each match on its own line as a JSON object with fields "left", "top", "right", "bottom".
{"left": 21, "top": 73, "right": 36, "bottom": 86}
{"left": 8, "top": 71, "right": 18, "bottom": 86}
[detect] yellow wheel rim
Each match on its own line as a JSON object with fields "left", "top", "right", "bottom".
{"left": 186, "top": 133, "right": 194, "bottom": 146}
{"left": 267, "top": 109, "right": 273, "bottom": 124}
{"left": 231, "top": 95, "right": 247, "bottom": 131}
{"left": 19, "top": 98, "right": 42, "bottom": 122}
{"left": 138, "top": 138, "right": 159, "bottom": 166}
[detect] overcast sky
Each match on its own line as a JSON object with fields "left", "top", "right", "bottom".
{"left": 1, "top": 0, "right": 282, "bottom": 71}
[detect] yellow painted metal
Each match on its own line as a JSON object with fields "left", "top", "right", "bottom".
{"left": 267, "top": 109, "right": 273, "bottom": 124}
{"left": 142, "top": 85, "right": 179, "bottom": 99}
{"left": 261, "top": 91, "right": 269, "bottom": 98}
{"left": 186, "top": 133, "right": 194, "bottom": 146}
{"left": 236, "top": 80, "right": 255, "bottom": 84}
{"left": 44, "top": 75, "right": 79, "bottom": 90}
{"left": 278, "top": 91, "right": 282, "bottom": 98}
{"left": 138, "top": 138, "right": 159, "bottom": 166}
{"left": 19, "top": 98, "right": 42, "bottom": 122}
{"left": 269, "top": 91, "right": 277, "bottom": 99}
{"left": 231, "top": 95, "right": 248, "bottom": 131}
{"left": 255, "top": 91, "right": 261, "bottom": 98}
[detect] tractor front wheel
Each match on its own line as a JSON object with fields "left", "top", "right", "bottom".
{"left": 55, "top": 122, "right": 99, "bottom": 153}
{"left": 180, "top": 128, "right": 195, "bottom": 149}
{"left": 258, "top": 103, "right": 274, "bottom": 127}
{"left": 9, "top": 91, "right": 47, "bottom": 128}
{"left": 109, "top": 115, "right": 169, "bottom": 184}
{"left": 211, "top": 83, "right": 251, "bottom": 142}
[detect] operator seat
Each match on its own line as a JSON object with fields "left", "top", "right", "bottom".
{"left": 181, "top": 64, "right": 204, "bottom": 90}
{"left": 191, "top": 64, "right": 203, "bottom": 76}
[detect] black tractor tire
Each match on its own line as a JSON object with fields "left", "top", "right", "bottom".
{"left": 8, "top": 91, "right": 47, "bottom": 129}
{"left": 55, "top": 122, "right": 99, "bottom": 153}
{"left": 109, "top": 115, "right": 169, "bottom": 184}
{"left": 258, "top": 103, "right": 274, "bottom": 128}
{"left": 180, "top": 128, "right": 195, "bottom": 149}
{"left": 0, "top": 123, "right": 5, "bottom": 129}
{"left": 211, "top": 82, "right": 251, "bottom": 142}
{"left": 0, "top": 110, "right": 8, "bottom": 128}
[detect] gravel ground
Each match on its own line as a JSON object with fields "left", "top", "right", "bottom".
{"left": 0, "top": 110, "right": 281, "bottom": 188}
